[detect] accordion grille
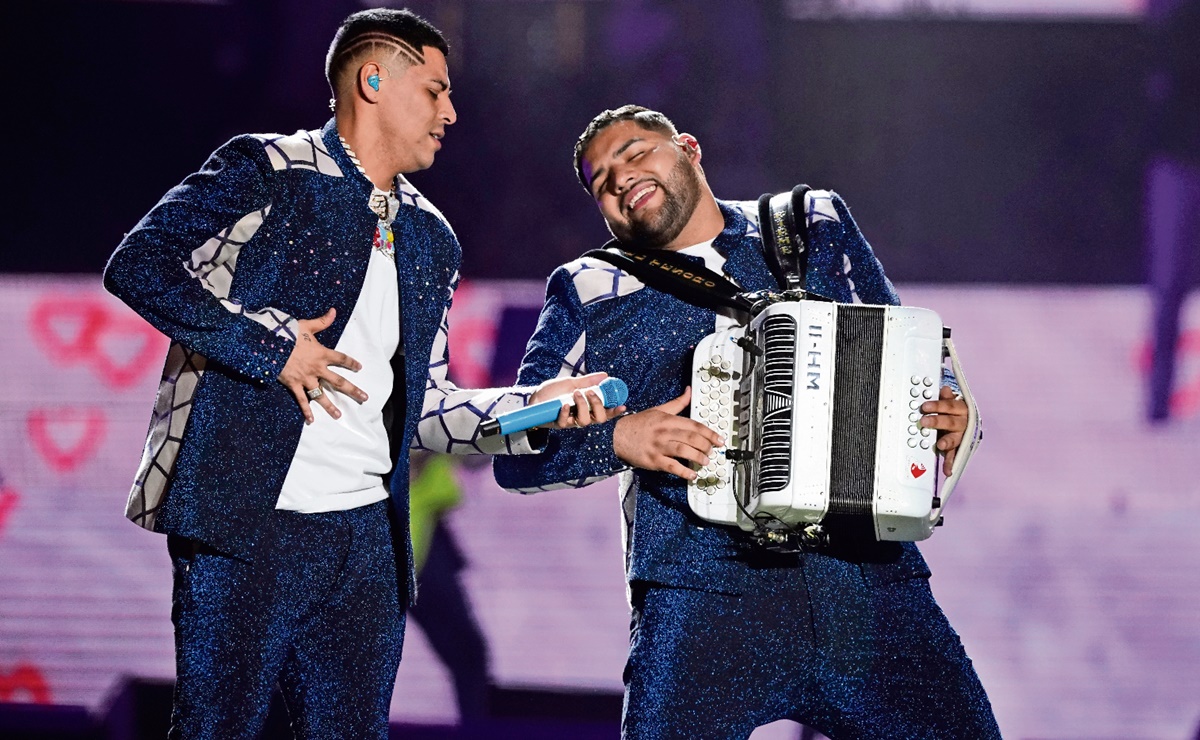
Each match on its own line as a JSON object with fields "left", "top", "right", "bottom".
{"left": 828, "top": 305, "right": 886, "bottom": 516}
{"left": 757, "top": 314, "right": 798, "bottom": 494}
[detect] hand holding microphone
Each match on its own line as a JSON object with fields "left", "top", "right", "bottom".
{"left": 481, "top": 373, "right": 629, "bottom": 437}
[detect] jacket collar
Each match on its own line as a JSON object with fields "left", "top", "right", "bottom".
{"left": 321, "top": 118, "right": 374, "bottom": 196}
{"left": 713, "top": 200, "right": 778, "bottom": 292}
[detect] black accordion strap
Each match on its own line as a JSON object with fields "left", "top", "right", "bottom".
{"left": 757, "top": 184, "right": 812, "bottom": 291}
{"left": 582, "top": 243, "right": 754, "bottom": 314}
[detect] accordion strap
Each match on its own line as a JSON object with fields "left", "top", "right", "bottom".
{"left": 757, "top": 184, "right": 812, "bottom": 291}
{"left": 582, "top": 243, "right": 755, "bottom": 314}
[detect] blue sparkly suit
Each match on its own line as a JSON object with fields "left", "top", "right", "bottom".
{"left": 105, "top": 119, "right": 537, "bottom": 737}
{"left": 494, "top": 193, "right": 1000, "bottom": 739}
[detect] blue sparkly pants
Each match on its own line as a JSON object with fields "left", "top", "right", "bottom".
{"left": 167, "top": 500, "right": 405, "bottom": 740}
{"left": 622, "top": 554, "right": 1000, "bottom": 739}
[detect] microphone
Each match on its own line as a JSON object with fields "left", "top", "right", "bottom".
{"left": 480, "top": 377, "right": 629, "bottom": 437}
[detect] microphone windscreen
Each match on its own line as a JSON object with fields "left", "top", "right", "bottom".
{"left": 599, "top": 377, "right": 629, "bottom": 407}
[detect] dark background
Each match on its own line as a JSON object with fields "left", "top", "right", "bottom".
{"left": 3, "top": 1, "right": 1149, "bottom": 282}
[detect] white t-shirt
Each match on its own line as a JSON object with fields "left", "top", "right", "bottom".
{"left": 276, "top": 245, "right": 399, "bottom": 513}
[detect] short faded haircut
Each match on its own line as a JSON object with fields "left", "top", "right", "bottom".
{"left": 325, "top": 8, "right": 448, "bottom": 97}
{"left": 573, "top": 105, "right": 679, "bottom": 191}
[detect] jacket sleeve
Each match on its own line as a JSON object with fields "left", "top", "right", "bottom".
{"left": 413, "top": 271, "right": 543, "bottom": 455}
{"left": 803, "top": 190, "right": 901, "bottom": 307}
{"left": 102, "top": 135, "right": 298, "bottom": 384}
{"left": 493, "top": 266, "right": 629, "bottom": 492}
{"left": 815, "top": 192, "right": 963, "bottom": 393}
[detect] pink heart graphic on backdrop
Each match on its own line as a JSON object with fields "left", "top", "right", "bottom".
{"left": 27, "top": 408, "right": 107, "bottom": 473}
{"left": 29, "top": 294, "right": 108, "bottom": 365}
{"left": 91, "top": 313, "right": 165, "bottom": 388}
{"left": 0, "top": 663, "right": 52, "bottom": 704}
{"left": 0, "top": 486, "right": 19, "bottom": 538}
{"left": 28, "top": 293, "right": 163, "bottom": 388}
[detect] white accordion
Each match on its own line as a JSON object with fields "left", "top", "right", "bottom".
{"left": 687, "top": 299, "right": 981, "bottom": 543}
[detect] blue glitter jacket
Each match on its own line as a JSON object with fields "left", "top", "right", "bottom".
{"left": 106, "top": 119, "right": 537, "bottom": 603}
{"left": 494, "top": 194, "right": 941, "bottom": 592}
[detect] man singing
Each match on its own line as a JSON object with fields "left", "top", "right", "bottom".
{"left": 494, "top": 105, "right": 999, "bottom": 739}
{"left": 104, "top": 9, "right": 616, "bottom": 738}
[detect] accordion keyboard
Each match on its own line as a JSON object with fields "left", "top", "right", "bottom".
{"left": 688, "top": 333, "right": 744, "bottom": 526}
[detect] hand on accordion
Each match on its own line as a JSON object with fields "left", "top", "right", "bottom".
{"left": 919, "top": 386, "right": 969, "bottom": 475}
{"left": 613, "top": 387, "right": 724, "bottom": 480}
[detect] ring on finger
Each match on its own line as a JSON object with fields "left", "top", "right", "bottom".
{"left": 306, "top": 386, "right": 324, "bottom": 401}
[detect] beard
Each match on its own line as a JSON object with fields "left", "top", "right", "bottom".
{"left": 610, "top": 154, "right": 703, "bottom": 251}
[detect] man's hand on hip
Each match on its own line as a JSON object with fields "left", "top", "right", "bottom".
{"left": 613, "top": 388, "right": 724, "bottom": 480}
{"left": 278, "top": 308, "right": 366, "bottom": 424}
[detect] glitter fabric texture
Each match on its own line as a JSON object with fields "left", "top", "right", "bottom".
{"left": 495, "top": 194, "right": 998, "bottom": 737}
{"left": 104, "top": 117, "right": 515, "bottom": 734}
{"left": 168, "top": 501, "right": 403, "bottom": 739}
{"left": 625, "top": 558, "right": 998, "bottom": 739}
{"left": 103, "top": 117, "right": 509, "bottom": 602}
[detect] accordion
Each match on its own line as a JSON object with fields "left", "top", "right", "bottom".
{"left": 687, "top": 298, "right": 981, "bottom": 544}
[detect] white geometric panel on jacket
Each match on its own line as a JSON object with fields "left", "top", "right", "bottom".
{"left": 804, "top": 190, "right": 840, "bottom": 225}
{"left": 560, "top": 333, "right": 587, "bottom": 377}
{"left": 183, "top": 207, "right": 298, "bottom": 343}
{"left": 395, "top": 174, "right": 455, "bottom": 235}
{"left": 618, "top": 469, "right": 637, "bottom": 583}
{"left": 424, "top": 298, "right": 453, "bottom": 383}
{"left": 731, "top": 201, "right": 761, "bottom": 237}
{"left": 414, "top": 388, "right": 532, "bottom": 455}
{"left": 126, "top": 342, "right": 207, "bottom": 531}
{"left": 730, "top": 190, "right": 840, "bottom": 234}
{"left": 508, "top": 474, "right": 614, "bottom": 494}
{"left": 568, "top": 255, "right": 645, "bottom": 306}
{"left": 186, "top": 206, "right": 269, "bottom": 298}
{"left": 257, "top": 130, "right": 343, "bottom": 176}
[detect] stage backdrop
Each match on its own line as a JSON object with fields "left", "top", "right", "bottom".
{"left": 0, "top": 275, "right": 1198, "bottom": 739}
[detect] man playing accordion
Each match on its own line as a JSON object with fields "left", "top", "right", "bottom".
{"left": 494, "top": 105, "right": 999, "bottom": 739}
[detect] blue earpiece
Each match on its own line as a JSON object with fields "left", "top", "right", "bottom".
{"left": 367, "top": 74, "right": 380, "bottom": 92}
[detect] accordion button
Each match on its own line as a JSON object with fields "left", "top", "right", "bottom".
{"left": 910, "top": 388, "right": 922, "bottom": 398}
{"left": 908, "top": 425, "right": 919, "bottom": 435}
{"left": 910, "top": 400, "right": 922, "bottom": 410}
{"left": 920, "top": 428, "right": 932, "bottom": 437}
{"left": 909, "top": 412, "right": 921, "bottom": 423}
{"left": 920, "top": 439, "right": 932, "bottom": 449}
{"left": 922, "top": 389, "right": 934, "bottom": 399}
{"left": 908, "top": 438, "right": 918, "bottom": 448}
{"left": 923, "top": 377, "right": 934, "bottom": 387}
{"left": 911, "top": 375, "right": 921, "bottom": 385}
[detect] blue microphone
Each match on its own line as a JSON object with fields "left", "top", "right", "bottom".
{"left": 480, "top": 377, "right": 629, "bottom": 437}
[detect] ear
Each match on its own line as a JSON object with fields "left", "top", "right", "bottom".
{"left": 359, "top": 62, "right": 384, "bottom": 102}
{"left": 673, "top": 133, "right": 701, "bottom": 162}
